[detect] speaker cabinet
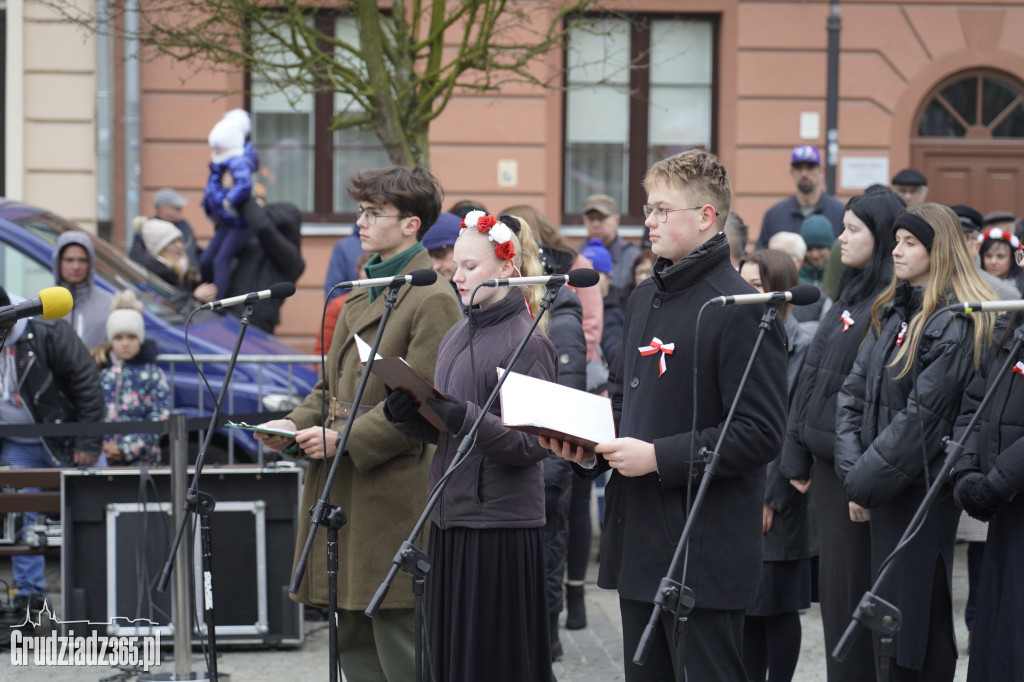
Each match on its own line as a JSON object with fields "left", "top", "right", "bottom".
{"left": 61, "top": 465, "right": 303, "bottom": 647}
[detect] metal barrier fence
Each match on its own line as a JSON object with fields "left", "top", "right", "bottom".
{"left": 156, "top": 353, "right": 320, "bottom": 465}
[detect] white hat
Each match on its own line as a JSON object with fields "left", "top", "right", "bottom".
{"left": 208, "top": 119, "right": 244, "bottom": 151}
{"left": 141, "top": 219, "right": 183, "bottom": 257}
{"left": 106, "top": 291, "right": 146, "bottom": 343}
{"left": 222, "top": 109, "right": 252, "bottom": 137}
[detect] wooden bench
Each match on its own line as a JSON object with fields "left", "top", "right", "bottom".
{"left": 0, "top": 468, "right": 63, "bottom": 557}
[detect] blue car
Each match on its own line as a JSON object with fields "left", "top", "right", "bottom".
{"left": 0, "top": 198, "right": 316, "bottom": 460}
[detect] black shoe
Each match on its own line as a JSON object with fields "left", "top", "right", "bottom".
{"left": 549, "top": 612, "right": 562, "bottom": 661}
{"left": 564, "top": 584, "right": 586, "bottom": 630}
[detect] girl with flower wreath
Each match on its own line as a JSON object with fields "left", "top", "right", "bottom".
{"left": 384, "top": 211, "right": 558, "bottom": 681}
{"left": 978, "top": 226, "right": 1024, "bottom": 295}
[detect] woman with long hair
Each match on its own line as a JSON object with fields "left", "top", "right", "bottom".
{"left": 835, "top": 202, "right": 996, "bottom": 680}
{"left": 738, "top": 249, "right": 814, "bottom": 682}
{"left": 384, "top": 212, "right": 557, "bottom": 680}
{"left": 779, "top": 187, "right": 904, "bottom": 682}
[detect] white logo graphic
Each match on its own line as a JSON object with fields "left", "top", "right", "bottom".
{"left": 9, "top": 601, "right": 162, "bottom": 671}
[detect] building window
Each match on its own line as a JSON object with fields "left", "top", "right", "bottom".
{"left": 250, "top": 15, "right": 391, "bottom": 221}
{"left": 563, "top": 16, "right": 715, "bottom": 220}
{"left": 918, "top": 71, "right": 1024, "bottom": 139}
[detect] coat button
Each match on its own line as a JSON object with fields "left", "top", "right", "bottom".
{"left": 652, "top": 298, "right": 662, "bottom": 309}
{"left": 630, "top": 377, "right": 640, "bottom": 388}
{"left": 559, "top": 353, "right": 571, "bottom": 365}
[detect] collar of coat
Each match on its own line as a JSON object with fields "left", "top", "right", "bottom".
{"left": 652, "top": 231, "right": 730, "bottom": 292}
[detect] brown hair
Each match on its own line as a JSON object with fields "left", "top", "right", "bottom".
{"left": 738, "top": 249, "right": 799, "bottom": 320}
{"left": 347, "top": 166, "right": 443, "bottom": 240}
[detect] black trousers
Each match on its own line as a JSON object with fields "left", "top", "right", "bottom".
{"left": 619, "top": 598, "right": 747, "bottom": 682}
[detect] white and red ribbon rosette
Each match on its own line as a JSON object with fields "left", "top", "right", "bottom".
{"left": 840, "top": 309, "right": 854, "bottom": 333}
{"left": 895, "top": 321, "right": 908, "bottom": 347}
{"left": 1013, "top": 361, "right": 1024, "bottom": 377}
{"left": 638, "top": 337, "right": 675, "bottom": 376}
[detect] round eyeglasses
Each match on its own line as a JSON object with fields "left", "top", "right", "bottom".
{"left": 356, "top": 206, "right": 403, "bottom": 226}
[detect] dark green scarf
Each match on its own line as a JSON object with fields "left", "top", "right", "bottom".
{"left": 363, "top": 242, "right": 424, "bottom": 302}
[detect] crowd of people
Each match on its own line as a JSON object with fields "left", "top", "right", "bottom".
{"left": 6, "top": 118, "right": 1024, "bottom": 682}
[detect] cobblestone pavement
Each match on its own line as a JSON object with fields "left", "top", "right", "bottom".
{"left": 2, "top": 544, "right": 972, "bottom": 681}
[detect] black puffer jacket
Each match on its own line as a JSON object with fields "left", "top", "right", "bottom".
{"left": 226, "top": 201, "right": 305, "bottom": 333}
{"left": 11, "top": 318, "right": 104, "bottom": 463}
{"left": 835, "top": 282, "right": 980, "bottom": 670}
{"left": 953, "top": 318, "right": 1024, "bottom": 679}
{"left": 835, "top": 283, "right": 978, "bottom": 507}
{"left": 779, "top": 294, "right": 876, "bottom": 480}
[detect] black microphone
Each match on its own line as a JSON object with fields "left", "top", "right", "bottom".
{"left": 710, "top": 284, "right": 821, "bottom": 307}
{"left": 199, "top": 282, "right": 296, "bottom": 310}
{"left": 335, "top": 269, "right": 438, "bottom": 290}
{"left": 954, "top": 300, "right": 1024, "bottom": 313}
{"left": 0, "top": 287, "right": 74, "bottom": 327}
{"left": 483, "top": 268, "right": 600, "bottom": 288}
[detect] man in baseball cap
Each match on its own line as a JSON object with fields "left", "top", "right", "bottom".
{"left": 581, "top": 193, "right": 640, "bottom": 291}
{"left": 757, "top": 145, "right": 844, "bottom": 249}
{"left": 890, "top": 168, "right": 928, "bottom": 208}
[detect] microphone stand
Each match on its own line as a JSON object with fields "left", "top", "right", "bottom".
{"left": 365, "top": 284, "right": 561, "bottom": 682}
{"left": 156, "top": 301, "right": 258, "bottom": 682}
{"left": 634, "top": 302, "right": 782, "bottom": 665}
{"left": 288, "top": 281, "right": 405, "bottom": 682}
{"left": 832, "top": 311, "right": 1023, "bottom": 678}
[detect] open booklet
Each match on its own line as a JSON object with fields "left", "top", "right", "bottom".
{"left": 354, "top": 334, "right": 450, "bottom": 432}
{"left": 226, "top": 421, "right": 297, "bottom": 439}
{"left": 498, "top": 369, "right": 615, "bottom": 451}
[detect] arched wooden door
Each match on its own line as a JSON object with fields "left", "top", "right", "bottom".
{"left": 911, "top": 70, "right": 1024, "bottom": 215}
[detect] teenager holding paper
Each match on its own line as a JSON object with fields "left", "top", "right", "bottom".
{"left": 383, "top": 212, "right": 557, "bottom": 681}
{"left": 254, "top": 166, "right": 462, "bottom": 682}
{"left": 543, "top": 150, "right": 789, "bottom": 681}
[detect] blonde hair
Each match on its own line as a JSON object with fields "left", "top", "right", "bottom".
{"left": 644, "top": 149, "right": 732, "bottom": 231}
{"left": 457, "top": 214, "right": 548, "bottom": 331}
{"left": 870, "top": 202, "right": 996, "bottom": 378}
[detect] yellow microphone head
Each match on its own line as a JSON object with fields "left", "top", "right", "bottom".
{"left": 38, "top": 286, "right": 74, "bottom": 319}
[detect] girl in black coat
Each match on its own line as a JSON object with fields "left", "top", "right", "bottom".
{"left": 835, "top": 203, "right": 995, "bottom": 681}
{"left": 779, "top": 187, "right": 904, "bottom": 682}
{"left": 952, "top": 311, "right": 1024, "bottom": 681}
{"left": 738, "top": 249, "right": 813, "bottom": 682}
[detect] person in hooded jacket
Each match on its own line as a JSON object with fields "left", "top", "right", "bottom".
{"left": 223, "top": 200, "right": 305, "bottom": 334}
{"left": 0, "top": 285, "right": 103, "bottom": 613}
{"left": 835, "top": 203, "right": 996, "bottom": 681}
{"left": 951, "top": 311, "right": 1024, "bottom": 681}
{"left": 53, "top": 231, "right": 115, "bottom": 350}
{"left": 384, "top": 212, "right": 557, "bottom": 681}
{"left": 738, "top": 249, "right": 814, "bottom": 682}
{"left": 779, "top": 187, "right": 904, "bottom": 682}
{"left": 92, "top": 291, "right": 171, "bottom": 465}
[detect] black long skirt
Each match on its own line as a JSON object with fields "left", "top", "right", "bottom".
{"left": 426, "top": 523, "right": 551, "bottom": 682}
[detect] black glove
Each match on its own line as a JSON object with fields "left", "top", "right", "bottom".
{"left": 949, "top": 452, "right": 980, "bottom": 486}
{"left": 383, "top": 389, "right": 420, "bottom": 423}
{"left": 953, "top": 471, "right": 1002, "bottom": 522}
{"left": 426, "top": 394, "right": 468, "bottom": 433}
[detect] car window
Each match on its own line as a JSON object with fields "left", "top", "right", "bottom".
{"left": 0, "top": 239, "right": 53, "bottom": 297}
{"left": 13, "top": 213, "right": 189, "bottom": 321}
